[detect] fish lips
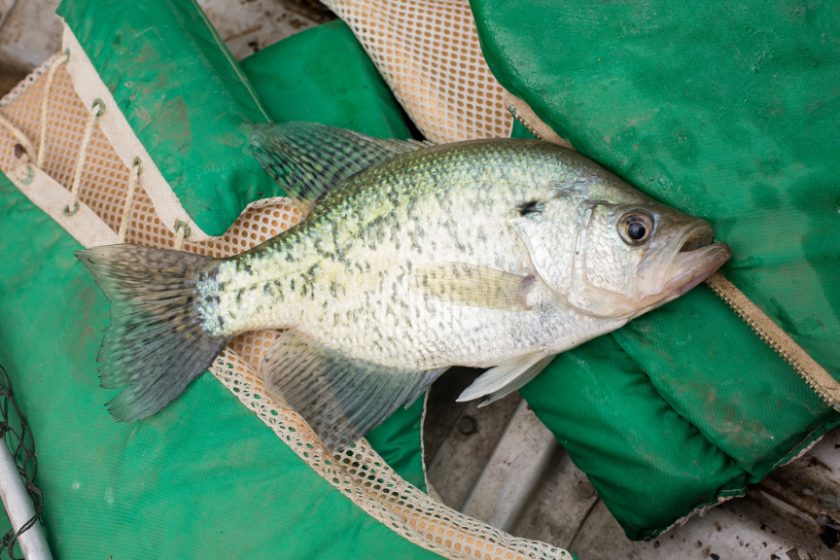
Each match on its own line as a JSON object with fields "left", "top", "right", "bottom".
{"left": 662, "top": 241, "right": 732, "bottom": 297}
{"left": 633, "top": 223, "right": 731, "bottom": 313}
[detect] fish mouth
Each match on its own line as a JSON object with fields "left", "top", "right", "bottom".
{"left": 661, "top": 223, "right": 731, "bottom": 298}
{"left": 632, "top": 222, "right": 731, "bottom": 316}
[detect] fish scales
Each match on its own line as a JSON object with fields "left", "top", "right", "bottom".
{"left": 199, "top": 141, "right": 606, "bottom": 369}
{"left": 77, "top": 122, "right": 731, "bottom": 448}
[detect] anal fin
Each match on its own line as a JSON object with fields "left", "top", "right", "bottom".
{"left": 263, "top": 330, "right": 446, "bottom": 451}
{"left": 457, "top": 353, "right": 555, "bottom": 407}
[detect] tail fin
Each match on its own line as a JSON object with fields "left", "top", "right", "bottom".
{"left": 76, "top": 244, "right": 230, "bottom": 422}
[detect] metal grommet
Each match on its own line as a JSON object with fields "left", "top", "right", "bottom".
{"left": 174, "top": 220, "right": 191, "bottom": 239}
{"left": 62, "top": 48, "right": 70, "bottom": 64}
{"left": 91, "top": 98, "right": 106, "bottom": 117}
{"left": 132, "top": 157, "right": 143, "bottom": 175}
{"left": 63, "top": 202, "right": 79, "bottom": 216}
{"left": 20, "top": 166, "right": 34, "bottom": 185}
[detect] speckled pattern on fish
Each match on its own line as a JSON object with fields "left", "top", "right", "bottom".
{"left": 77, "top": 122, "right": 731, "bottom": 449}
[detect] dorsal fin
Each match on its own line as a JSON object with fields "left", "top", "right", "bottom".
{"left": 262, "top": 329, "right": 446, "bottom": 451}
{"left": 251, "top": 122, "right": 429, "bottom": 214}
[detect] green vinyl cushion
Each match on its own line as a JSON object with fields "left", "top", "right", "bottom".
{"left": 475, "top": 0, "right": 840, "bottom": 539}
{"left": 0, "top": 15, "right": 436, "bottom": 560}
{"left": 57, "top": 0, "right": 279, "bottom": 236}
{"left": 240, "top": 19, "right": 411, "bottom": 140}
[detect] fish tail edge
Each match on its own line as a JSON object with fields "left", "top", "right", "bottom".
{"left": 76, "top": 244, "right": 230, "bottom": 422}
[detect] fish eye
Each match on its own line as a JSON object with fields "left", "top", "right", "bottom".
{"left": 618, "top": 211, "right": 654, "bottom": 245}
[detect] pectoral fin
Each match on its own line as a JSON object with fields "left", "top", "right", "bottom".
{"left": 411, "top": 262, "right": 534, "bottom": 311}
{"left": 262, "top": 330, "right": 446, "bottom": 451}
{"left": 457, "top": 353, "right": 555, "bottom": 406}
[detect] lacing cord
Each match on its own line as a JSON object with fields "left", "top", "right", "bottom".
{"left": 1, "top": 51, "right": 190, "bottom": 247}
{"left": 117, "top": 158, "right": 142, "bottom": 242}
{"left": 0, "top": 111, "right": 36, "bottom": 185}
{"left": 173, "top": 220, "right": 190, "bottom": 251}
{"left": 64, "top": 98, "right": 105, "bottom": 216}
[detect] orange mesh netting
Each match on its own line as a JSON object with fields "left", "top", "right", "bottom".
{"left": 321, "top": 0, "right": 513, "bottom": 143}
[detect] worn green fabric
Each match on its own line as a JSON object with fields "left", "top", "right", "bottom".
{"left": 520, "top": 336, "right": 748, "bottom": 539}
{"left": 0, "top": 170, "right": 440, "bottom": 559}
{"left": 613, "top": 286, "right": 836, "bottom": 478}
{"left": 240, "top": 19, "right": 411, "bottom": 141}
{"left": 57, "top": 0, "right": 279, "bottom": 236}
{"left": 473, "top": 0, "right": 840, "bottom": 539}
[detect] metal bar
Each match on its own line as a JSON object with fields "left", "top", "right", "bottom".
{"left": 0, "top": 436, "right": 52, "bottom": 560}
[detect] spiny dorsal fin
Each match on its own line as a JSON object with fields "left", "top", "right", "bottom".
{"left": 262, "top": 330, "right": 446, "bottom": 451}
{"left": 457, "top": 353, "right": 555, "bottom": 406}
{"left": 251, "top": 122, "right": 429, "bottom": 214}
{"left": 411, "top": 262, "right": 535, "bottom": 311}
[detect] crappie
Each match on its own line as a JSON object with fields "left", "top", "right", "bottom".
{"left": 77, "top": 122, "right": 731, "bottom": 449}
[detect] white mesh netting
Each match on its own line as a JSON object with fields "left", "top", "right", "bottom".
{"left": 0, "top": 56, "right": 570, "bottom": 560}
{"left": 321, "top": 0, "right": 513, "bottom": 144}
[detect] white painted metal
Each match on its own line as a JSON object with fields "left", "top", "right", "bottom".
{"left": 426, "top": 392, "right": 522, "bottom": 511}
{"left": 196, "top": 0, "right": 321, "bottom": 61}
{"left": 0, "top": 436, "right": 52, "bottom": 560}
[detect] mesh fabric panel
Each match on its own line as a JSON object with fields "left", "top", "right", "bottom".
{"left": 321, "top": 0, "right": 513, "bottom": 143}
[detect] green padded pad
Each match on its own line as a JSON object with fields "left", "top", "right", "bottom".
{"left": 520, "top": 336, "right": 748, "bottom": 540}
{"left": 614, "top": 285, "right": 840, "bottom": 478}
{"left": 240, "top": 19, "right": 411, "bottom": 140}
{"left": 0, "top": 171, "right": 439, "bottom": 559}
{"left": 57, "top": 0, "right": 279, "bottom": 236}
{"left": 472, "top": 0, "right": 840, "bottom": 538}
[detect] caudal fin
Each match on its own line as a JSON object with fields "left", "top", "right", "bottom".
{"left": 76, "top": 244, "right": 230, "bottom": 422}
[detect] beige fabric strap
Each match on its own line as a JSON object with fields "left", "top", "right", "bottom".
{"left": 8, "top": 165, "right": 117, "bottom": 248}
{"left": 37, "top": 51, "right": 69, "bottom": 169}
{"left": 60, "top": 24, "right": 206, "bottom": 242}
{"left": 321, "top": 0, "right": 513, "bottom": 144}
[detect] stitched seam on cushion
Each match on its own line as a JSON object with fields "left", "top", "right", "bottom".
{"left": 644, "top": 485, "right": 748, "bottom": 540}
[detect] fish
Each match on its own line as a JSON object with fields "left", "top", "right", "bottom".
{"left": 76, "top": 121, "right": 731, "bottom": 450}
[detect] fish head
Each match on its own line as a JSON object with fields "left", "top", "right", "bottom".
{"left": 510, "top": 173, "right": 731, "bottom": 319}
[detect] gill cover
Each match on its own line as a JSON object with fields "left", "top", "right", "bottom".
{"left": 509, "top": 187, "right": 641, "bottom": 317}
